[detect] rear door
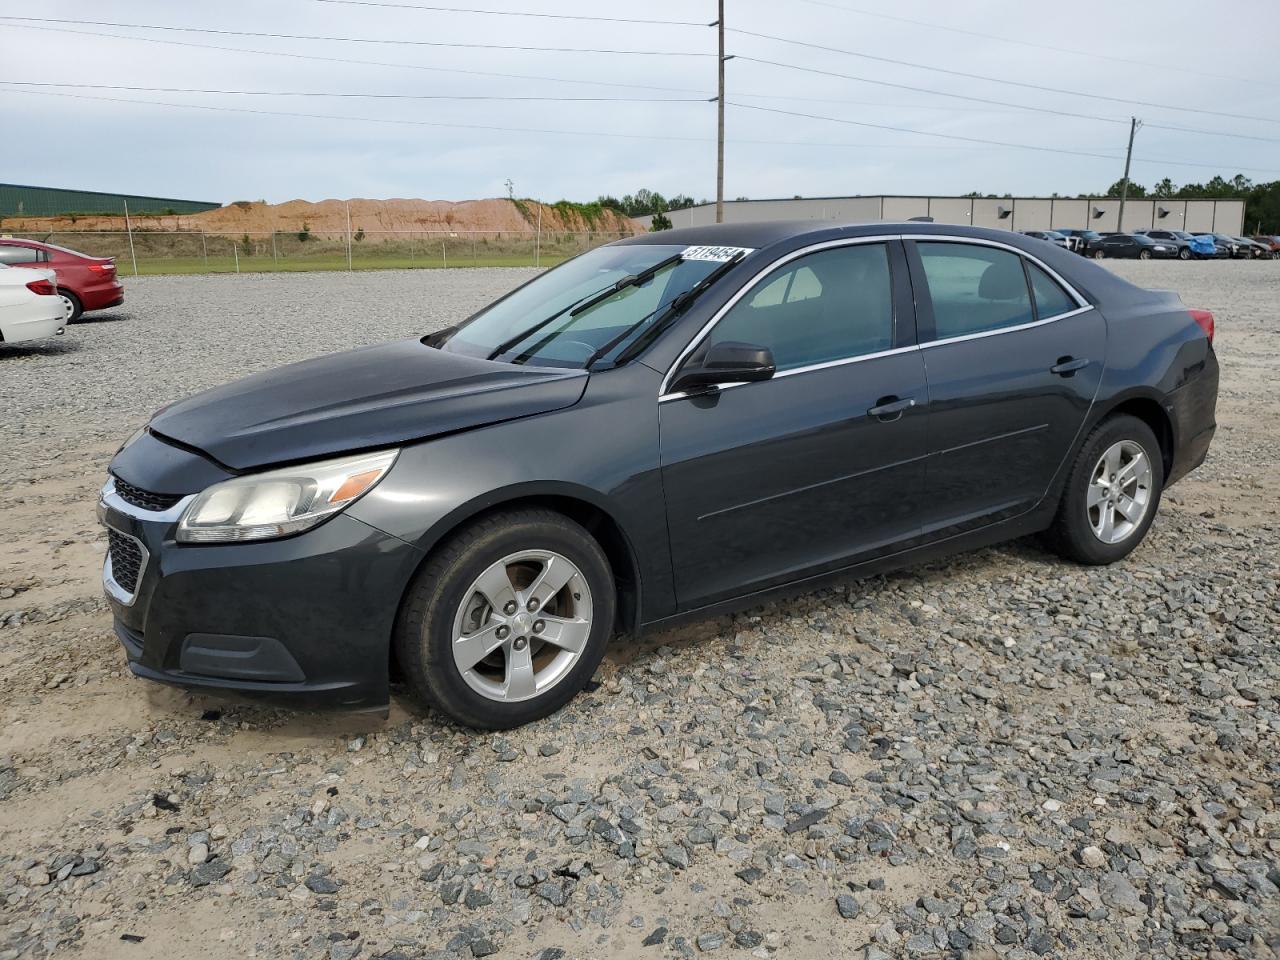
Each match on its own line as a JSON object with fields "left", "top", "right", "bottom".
{"left": 659, "top": 239, "right": 928, "bottom": 608}
{"left": 905, "top": 239, "right": 1106, "bottom": 539}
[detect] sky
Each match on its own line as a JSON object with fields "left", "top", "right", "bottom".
{"left": 2, "top": 0, "right": 1279, "bottom": 206}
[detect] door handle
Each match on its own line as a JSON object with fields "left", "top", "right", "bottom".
{"left": 1050, "top": 356, "right": 1089, "bottom": 377}
{"left": 867, "top": 396, "right": 916, "bottom": 421}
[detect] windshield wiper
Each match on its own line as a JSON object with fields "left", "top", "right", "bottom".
{"left": 567, "top": 253, "right": 683, "bottom": 318}
{"left": 485, "top": 252, "right": 683, "bottom": 362}
{"left": 594, "top": 250, "right": 746, "bottom": 368}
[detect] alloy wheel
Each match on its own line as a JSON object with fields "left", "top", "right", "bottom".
{"left": 450, "top": 549, "right": 593, "bottom": 703}
{"left": 1087, "top": 440, "right": 1153, "bottom": 544}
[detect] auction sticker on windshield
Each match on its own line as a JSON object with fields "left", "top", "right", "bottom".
{"left": 681, "top": 245, "right": 754, "bottom": 262}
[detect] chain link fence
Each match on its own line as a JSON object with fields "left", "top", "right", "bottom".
{"left": 3, "top": 228, "right": 632, "bottom": 276}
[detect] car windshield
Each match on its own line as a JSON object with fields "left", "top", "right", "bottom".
{"left": 439, "top": 244, "right": 732, "bottom": 368}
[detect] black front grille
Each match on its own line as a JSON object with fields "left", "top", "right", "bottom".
{"left": 108, "top": 530, "right": 143, "bottom": 593}
{"left": 112, "top": 476, "right": 182, "bottom": 512}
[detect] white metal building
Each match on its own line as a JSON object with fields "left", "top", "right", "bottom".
{"left": 641, "top": 195, "right": 1246, "bottom": 235}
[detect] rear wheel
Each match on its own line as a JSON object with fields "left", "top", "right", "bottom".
{"left": 1092, "top": 248, "right": 1105, "bottom": 260}
{"left": 1046, "top": 414, "right": 1163, "bottom": 565}
{"left": 59, "top": 290, "right": 82, "bottom": 323}
{"left": 395, "top": 508, "right": 615, "bottom": 729}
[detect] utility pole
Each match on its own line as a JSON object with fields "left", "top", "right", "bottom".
{"left": 1117, "top": 116, "right": 1142, "bottom": 232}
{"left": 715, "top": 0, "right": 725, "bottom": 223}
{"left": 345, "top": 201, "right": 353, "bottom": 271}
{"left": 122, "top": 199, "right": 138, "bottom": 277}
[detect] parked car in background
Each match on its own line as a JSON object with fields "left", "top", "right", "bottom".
{"left": 1092, "top": 233, "right": 1179, "bottom": 260}
{"left": 1056, "top": 229, "right": 1105, "bottom": 256}
{"left": 0, "top": 263, "right": 65, "bottom": 344}
{"left": 1021, "top": 230, "right": 1070, "bottom": 249}
{"left": 1134, "top": 229, "right": 1216, "bottom": 260}
{"left": 1232, "top": 237, "right": 1271, "bottom": 259}
{"left": 1192, "top": 233, "right": 1246, "bottom": 259}
{"left": 1250, "top": 235, "right": 1280, "bottom": 258}
{"left": 0, "top": 238, "right": 124, "bottom": 322}
{"left": 98, "top": 222, "right": 1219, "bottom": 727}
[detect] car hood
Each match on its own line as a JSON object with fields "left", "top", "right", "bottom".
{"left": 149, "top": 339, "right": 589, "bottom": 470}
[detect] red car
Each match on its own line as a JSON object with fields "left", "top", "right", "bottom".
{"left": 0, "top": 238, "right": 124, "bottom": 322}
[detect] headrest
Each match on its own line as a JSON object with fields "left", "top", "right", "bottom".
{"left": 978, "top": 260, "right": 1026, "bottom": 301}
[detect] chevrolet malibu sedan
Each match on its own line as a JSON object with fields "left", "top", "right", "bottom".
{"left": 99, "top": 222, "right": 1219, "bottom": 728}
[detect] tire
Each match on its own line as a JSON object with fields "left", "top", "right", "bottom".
{"left": 1178, "top": 247, "right": 1191, "bottom": 260}
{"left": 1138, "top": 250, "right": 1152, "bottom": 260}
{"left": 59, "top": 290, "right": 83, "bottom": 323}
{"left": 1045, "top": 414, "right": 1164, "bottom": 565}
{"left": 394, "top": 508, "right": 615, "bottom": 729}
{"left": 1092, "top": 249, "right": 1105, "bottom": 260}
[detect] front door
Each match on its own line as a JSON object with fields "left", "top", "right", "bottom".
{"left": 906, "top": 239, "right": 1106, "bottom": 538}
{"left": 659, "top": 240, "right": 929, "bottom": 609}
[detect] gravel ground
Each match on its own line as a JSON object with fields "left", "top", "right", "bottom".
{"left": 0, "top": 262, "right": 1276, "bottom": 960}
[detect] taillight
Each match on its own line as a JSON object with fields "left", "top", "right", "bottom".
{"left": 25, "top": 279, "right": 56, "bottom": 296}
{"left": 88, "top": 261, "right": 115, "bottom": 273}
{"left": 1189, "top": 308, "right": 1215, "bottom": 344}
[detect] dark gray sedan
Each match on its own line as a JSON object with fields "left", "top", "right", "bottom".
{"left": 99, "top": 222, "right": 1219, "bottom": 728}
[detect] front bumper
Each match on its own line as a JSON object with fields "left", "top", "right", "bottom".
{"left": 98, "top": 476, "right": 424, "bottom": 711}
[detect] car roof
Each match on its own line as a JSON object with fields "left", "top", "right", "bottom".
{"left": 615, "top": 220, "right": 1080, "bottom": 254}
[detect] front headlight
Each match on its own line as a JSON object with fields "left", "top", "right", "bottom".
{"left": 177, "top": 449, "right": 398, "bottom": 544}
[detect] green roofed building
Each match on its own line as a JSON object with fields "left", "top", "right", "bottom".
{"left": 0, "top": 183, "right": 221, "bottom": 218}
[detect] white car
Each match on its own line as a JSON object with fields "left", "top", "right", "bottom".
{"left": 0, "top": 262, "right": 65, "bottom": 344}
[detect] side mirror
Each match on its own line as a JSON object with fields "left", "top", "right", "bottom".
{"left": 671, "top": 340, "right": 776, "bottom": 393}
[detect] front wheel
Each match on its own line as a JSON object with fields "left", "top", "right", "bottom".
{"left": 1046, "top": 414, "right": 1163, "bottom": 565}
{"left": 1178, "top": 247, "right": 1191, "bottom": 260}
{"left": 1138, "top": 250, "right": 1152, "bottom": 260}
{"left": 394, "top": 508, "right": 615, "bottom": 729}
{"left": 1092, "top": 249, "right": 1105, "bottom": 260}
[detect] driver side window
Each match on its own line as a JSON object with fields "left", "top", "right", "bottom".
{"left": 701, "top": 244, "right": 894, "bottom": 372}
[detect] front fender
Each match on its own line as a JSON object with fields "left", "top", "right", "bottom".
{"left": 346, "top": 363, "right": 677, "bottom": 622}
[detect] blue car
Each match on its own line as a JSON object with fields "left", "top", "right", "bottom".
{"left": 1136, "top": 230, "right": 1217, "bottom": 260}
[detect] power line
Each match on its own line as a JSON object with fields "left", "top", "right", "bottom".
{"left": 4, "top": 87, "right": 1118, "bottom": 156}
{"left": 307, "top": 0, "right": 708, "bottom": 26}
{"left": 729, "top": 101, "right": 1280, "bottom": 175}
{"left": 2, "top": 24, "right": 708, "bottom": 95}
{"left": 786, "top": 0, "right": 1272, "bottom": 88}
{"left": 0, "top": 81, "right": 709, "bottom": 103}
{"left": 0, "top": 16, "right": 711, "bottom": 56}
{"left": 735, "top": 65, "right": 1280, "bottom": 144}
{"left": 728, "top": 28, "right": 1280, "bottom": 125}
{"left": 736, "top": 57, "right": 1127, "bottom": 125}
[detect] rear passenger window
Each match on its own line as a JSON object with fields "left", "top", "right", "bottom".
{"left": 0, "top": 247, "right": 38, "bottom": 265}
{"left": 705, "top": 243, "right": 894, "bottom": 371}
{"left": 1027, "top": 262, "right": 1077, "bottom": 320}
{"left": 916, "top": 242, "right": 1034, "bottom": 340}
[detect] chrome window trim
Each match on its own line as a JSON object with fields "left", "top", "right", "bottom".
{"left": 921, "top": 304, "right": 1095, "bottom": 349}
{"left": 658, "top": 234, "right": 902, "bottom": 401}
{"left": 658, "top": 232, "right": 1094, "bottom": 402}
